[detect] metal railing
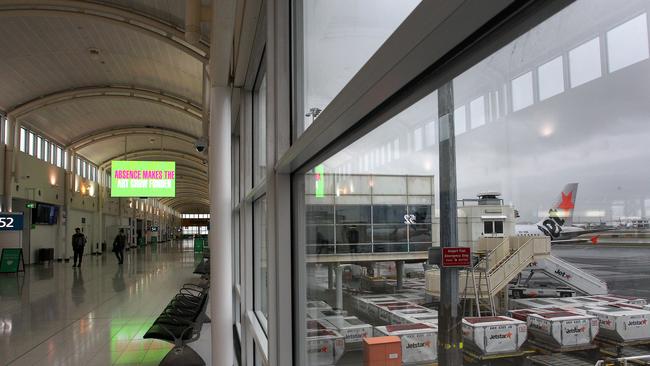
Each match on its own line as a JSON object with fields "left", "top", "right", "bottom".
{"left": 595, "top": 355, "right": 650, "bottom": 365}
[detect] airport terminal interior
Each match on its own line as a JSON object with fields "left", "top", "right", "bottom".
{"left": 4, "top": 0, "right": 650, "bottom": 365}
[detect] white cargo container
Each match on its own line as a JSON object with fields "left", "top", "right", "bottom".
{"left": 507, "top": 308, "right": 566, "bottom": 321}
{"left": 587, "top": 305, "right": 650, "bottom": 342}
{"left": 462, "top": 316, "right": 527, "bottom": 355}
{"left": 306, "top": 329, "right": 346, "bottom": 366}
{"left": 404, "top": 313, "right": 438, "bottom": 327}
{"left": 321, "top": 316, "right": 372, "bottom": 349}
{"left": 377, "top": 303, "right": 425, "bottom": 323}
{"left": 360, "top": 297, "right": 397, "bottom": 317}
{"left": 355, "top": 295, "right": 393, "bottom": 314}
{"left": 369, "top": 301, "right": 412, "bottom": 320}
{"left": 526, "top": 311, "right": 599, "bottom": 349}
{"left": 392, "top": 308, "right": 437, "bottom": 324}
{"left": 374, "top": 323, "right": 438, "bottom": 364}
{"left": 510, "top": 298, "right": 563, "bottom": 309}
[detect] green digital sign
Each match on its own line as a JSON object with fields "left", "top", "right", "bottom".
{"left": 111, "top": 161, "right": 176, "bottom": 197}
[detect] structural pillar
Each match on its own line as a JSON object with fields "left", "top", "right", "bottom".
{"left": 327, "top": 264, "right": 334, "bottom": 290}
{"left": 131, "top": 199, "right": 136, "bottom": 247}
{"left": 3, "top": 115, "right": 16, "bottom": 212}
{"left": 97, "top": 168, "right": 104, "bottom": 254}
{"left": 336, "top": 264, "right": 343, "bottom": 310}
{"left": 436, "top": 81, "right": 463, "bottom": 365}
{"left": 63, "top": 149, "right": 75, "bottom": 261}
{"left": 396, "top": 261, "right": 404, "bottom": 290}
{"left": 208, "top": 85, "right": 233, "bottom": 366}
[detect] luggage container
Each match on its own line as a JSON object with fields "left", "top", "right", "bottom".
{"left": 378, "top": 303, "right": 425, "bottom": 323}
{"left": 357, "top": 296, "right": 395, "bottom": 316}
{"left": 526, "top": 311, "right": 599, "bottom": 349}
{"left": 587, "top": 306, "right": 650, "bottom": 342}
{"left": 403, "top": 313, "right": 438, "bottom": 327}
{"left": 306, "top": 329, "right": 346, "bottom": 366}
{"left": 374, "top": 323, "right": 438, "bottom": 364}
{"left": 462, "top": 316, "right": 527, "bottom": 355}
{"left": 510, "top": 298, "right": 562, "bottom": 309}
{"left": 507, "top": 308, "right": 566, "bottom": 321}
{"left": 321, "top": 316, "right": 373, "bottom": 349}
{"left": 369, "top": 301, "right": 412, "bottom": 320}
{"left": 391, "top": 309, "right": 437, "bottom": 324}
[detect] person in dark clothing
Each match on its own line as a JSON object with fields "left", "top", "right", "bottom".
{"left": 72, "top": 228, "right": 86, "bottom": 268}
{"left": 113, "top": 228, "right": 126, "bottom": 264}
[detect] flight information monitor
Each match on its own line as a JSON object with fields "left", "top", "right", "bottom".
{"left": 111, "top": 161, "right": 176, "bottom": 197}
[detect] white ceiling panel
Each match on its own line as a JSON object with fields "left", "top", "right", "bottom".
{"left": 22, "top": 97, "right": 201, "bottom": 145}
{"left": 0, "top": 15, "right": 202, "bottom": 110}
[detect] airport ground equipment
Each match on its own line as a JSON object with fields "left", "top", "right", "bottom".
{"left": 510, "top": 295, "right": 646, "bottom": 310}
{"left": 522, "top": 255, "right": 608, "bottom": 295}
{"left": 587, "top": 306, "right": 650, "bottom": 343}
{"left": 363, "top": 336, "right": 402, "bottom": 366}
{"left": 462, "top": 316, "right": 528, "bottom": 356}
{"left": 374, "top": 323, "right": 438, "bottom": 364}
{"left": 526, "top": 311, "right": 600, "bottom": 352}
{"left": 426, "top": 236, "right": 551, "bottom": 311}
{"left": 320, "top": 316, "right": 372, "bottom": 350}
{"left": 528, "top": 353, "right": 598, "bottom": 366}
{"left": 306, "top": 329, "right": 346, "bottom": 366}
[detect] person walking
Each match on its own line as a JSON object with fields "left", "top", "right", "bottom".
{"left": 113, "top": 228, "right": 126, "bottom": 264}
{"left": 72, "top": 228, "right": 86, "bottom": 268}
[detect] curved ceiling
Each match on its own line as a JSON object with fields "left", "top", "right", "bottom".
{"left": 0, "top": 1, "right": 211, "bottom": 213}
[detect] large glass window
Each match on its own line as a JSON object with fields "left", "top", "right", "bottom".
{"left": 28, "top": 132, "right": 35, "bottom": 156}
{"left": 56, "top": 147, "right": 62, "bottom": 167}
{"left": 253, "top": 195, "right": 268, "bottom": 328}
{"left": 296, "top": 0, "right": 421, "bottom": 135}
{"left": 253, "top": 74, "right": 267, "bottom": 186}
{"left": 19, "top": 128, "right": 26, "bottom": 152}
{"left": 293, "top": 1, "right": 650, "bottom": 365}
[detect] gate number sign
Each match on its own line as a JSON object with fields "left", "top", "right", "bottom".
{"left": 442, "top": 247, "right": 472, "bottom": 267}
{"left": 0, "top": 212, "right": 24, "bottom": 231}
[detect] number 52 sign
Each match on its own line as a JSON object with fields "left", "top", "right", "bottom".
{"left": 0, "top": 212, "right": 24, "bottom": 231}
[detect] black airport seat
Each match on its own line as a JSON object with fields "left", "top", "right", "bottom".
{"left": 143, "top": 282, "right": 211, "bottom": 366}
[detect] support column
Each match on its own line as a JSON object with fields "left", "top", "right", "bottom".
{"left": 327, "top": 264, "right": 334, "bottom": 290}
{"left": 131, "top": 199, "right": 136, "bottom": 247}
{"left": 3, "top": 115, "right": 16, "bottom": 212}
{"left": 436, "top": 81, "right": 463, "bottom": 365}
{"left": 97, "top": 169, "right": 104, "bottom": 254}
{"left": 209, "top": 86, "right": 233, "bottom": 366}
{"left": 335, "top": 264, "right": 343, "bottom": 310}
{"left": 64, "top": 149, "right": 75, "bottom": 261}
{"left": 396, "top": 261, "right": 404, "bottom": 290}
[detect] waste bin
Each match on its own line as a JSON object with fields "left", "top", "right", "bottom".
{"left": 138, "top": 237, "right": 145, "bottom": 246}
{"left": 151, "top": 237, "right": 157, "bottom": 245}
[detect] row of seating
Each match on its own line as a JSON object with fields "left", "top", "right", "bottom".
{"left": 144, "top": 281, "right": 210, "bottom": 366}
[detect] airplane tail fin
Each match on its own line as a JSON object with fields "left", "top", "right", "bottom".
{"left": 536, "top": 183, "right": 578, "bottom": 226}
{"left": 553, "top": 183, "right": 578, "bottom": 225}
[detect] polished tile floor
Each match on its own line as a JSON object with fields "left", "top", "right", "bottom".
{"left": 0, "top": 240, "right": 203, "bottom": 366}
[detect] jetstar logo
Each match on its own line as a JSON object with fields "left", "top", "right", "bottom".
{"left": 489, "top": 332, "right": 513, "bottom": 340}
{"left": 558, "top": 191, "right": 575, "bottom": 215}
{"left": 555, "top": 269, "right": 572, "bottom": 279}
{"left": 566, "top": 326, "right": 586, "bottom": 334}
{"left": 406, "top": 340, "right": 432, "bottom": 349}
{"left": 628, "top": 319, "right": 648, "bottom": 327}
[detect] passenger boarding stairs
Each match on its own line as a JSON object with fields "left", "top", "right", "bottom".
{"left": 425, "top": 236, "right": 552, "bottom": 313}
{"left": 425, "top": 235, "right": 608, "bottom": 314}
{"left": 521, "top": 255, "right": 608, "bottom": 295}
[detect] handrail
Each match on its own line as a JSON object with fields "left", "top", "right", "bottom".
{"left": 475, "top": 236, "right": 510, "bottom": 272}
{"left": 486, "top": 236, "right": 532, "bottom": 275}
{"left": 594, "top": 354, "right": 650, "bottom": 365}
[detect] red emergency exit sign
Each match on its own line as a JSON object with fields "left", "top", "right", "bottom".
{"left": 442, "top": 247, "right": 472, "bottom": 267}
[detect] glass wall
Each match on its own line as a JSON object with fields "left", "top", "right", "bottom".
{"left": 298, "top": 92, "right": 441, "bottom": 365}
{"left": 253, "top": 195, "right": 268, "bottom": 329}
{"left": 290, "top": 0, "right": 650, "bottom": 365}
{"left": 295, "top": 0, "right": 421, "bottom": 136}
{"left": 254, "top": 75, "right": 267, "bottom": 186}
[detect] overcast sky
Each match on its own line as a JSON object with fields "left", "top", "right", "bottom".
{"left": 317, "top": 0, "right": 650, "bottom": 223}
